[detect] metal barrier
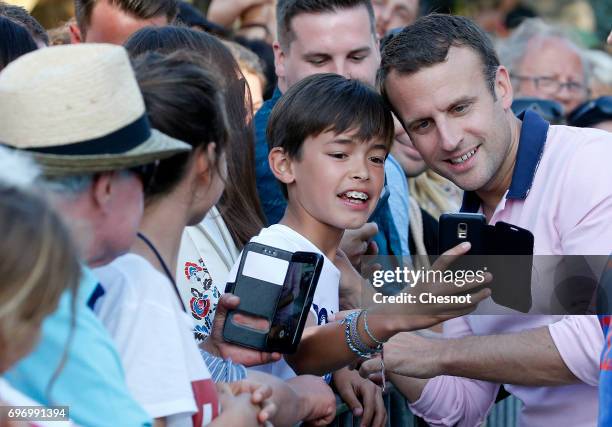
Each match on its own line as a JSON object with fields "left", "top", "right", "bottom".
{"left": 330, "top": 386, "right": 520, "bottom": 427}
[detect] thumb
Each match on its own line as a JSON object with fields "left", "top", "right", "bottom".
{"left": 362, "top": 222, "right": 379, "bottom": 240}
{"left": 213, "top": 294, "right": 240, "bottom": 326}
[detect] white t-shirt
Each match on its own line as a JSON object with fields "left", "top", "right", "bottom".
{"left": 227, "top": 224, "right": 341, "bottom": 379}
{"left": 0, "top": 378, "right": 73, "bottom": 427}
{"left": 177, "top": 207, "right": 239, "bottom": 341}
{"left": 94, "top": 254, "right": 219, "bottom": 427}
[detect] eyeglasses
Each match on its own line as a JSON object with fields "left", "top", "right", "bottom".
{"left": 567, "top": 96, "right": 612, "bottom": 127}
{"left": 128, "top": 161, "right": 158, "bottom": 190}
{"left": 512, "top": 75, "right": 588, "bottom": 95}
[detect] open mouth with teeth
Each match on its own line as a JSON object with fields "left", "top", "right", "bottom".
{"left": 448, "top": 146, "right": 478, "bottom": 165}
{"left": 338, "top": 190, "right": 369, "bottom": 205}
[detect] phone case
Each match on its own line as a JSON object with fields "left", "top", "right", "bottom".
{"left": 487, "top": 222, "right": 534, "bottom": 313}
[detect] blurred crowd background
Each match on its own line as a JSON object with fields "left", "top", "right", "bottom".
{"left": 7, "top": 0, "right": 612, "bottom": 103}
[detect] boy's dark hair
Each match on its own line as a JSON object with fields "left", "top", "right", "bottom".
{"left": 276, "top": 0, "right": 376, "bottom": 50}
{"left": 0, "top": 2, "right": 49, "bottom": 46}
{"left": 0, "top": 15, "right": 37, "bottom": 71}
{"left": 75, "top": 0, "right": 178, "bottom": 37}
{"left": 267, "top": 73, "right": 394, "bottom": 198}
{"left": 379, "top": 14, "right": 500, "bottom": 98}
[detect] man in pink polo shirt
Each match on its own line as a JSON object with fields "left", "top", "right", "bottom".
{"left": 359, "top": 14, "right": 612, "bottom": 426}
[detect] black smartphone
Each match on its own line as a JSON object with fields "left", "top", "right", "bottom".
{"left": 266, "top": 251, "right": 323, "bottom": 354}
{"left": 438, "top": 213, "right": 487, "bottom": 254}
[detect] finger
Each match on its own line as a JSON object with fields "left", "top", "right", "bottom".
{"left": 372, "top": 389, "right": 387, "bottom": 427}
{"left": 366, "top": 240, "right": 379, "bottom": 256}
{"left": 359, "top": 240, "right": 369, "bottom": 256}
{"left": 358, "top": 358, "right": 381, "bottom": 378}
{"left": 361, "top": 222, "right": 379, "bottom": 239}
{"left": 258, "top": 400, "right": 277, "bottom": 424}
{"left": 367, "top": 373, "right": 384, "bottom": 387}
{"left": 359, "top": 383, "right": 376, "bottom": 427}
{"left": 257, "top": 351, "right": 282, "bottom": 364}
{"left": 432, "top": 242, "right": 471, "bottom": 271}
{"left": 339, "top": 386, "right": 363, "bottom": 416}
{"left": 218, "top": 293, "right": 241, "bottom": 311}
{"left": 251, "top": 384, "right": 273, "bottom": 403}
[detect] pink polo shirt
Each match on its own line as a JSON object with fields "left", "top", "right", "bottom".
{"left": 410, "top": 111, "right": 612, "bottom": 426}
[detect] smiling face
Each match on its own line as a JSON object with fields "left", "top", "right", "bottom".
{"left": 282, "top": 130, "right": 387, "bottom": 231}
{"left": 274, "top": 5, "right": 380, "bottom": 92}
{"left": 385, "top": 46, "right": 515, "bottom": 192}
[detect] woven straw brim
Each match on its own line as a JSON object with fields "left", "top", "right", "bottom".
{"left": 30, "top": 129, "right": 192, "bottom": 177}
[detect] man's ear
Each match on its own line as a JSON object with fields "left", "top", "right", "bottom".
{"left": 69, "top": 23, "right": 83, "bottom": 44}
{"left": 495, "top": 65, "right": 514, "bottom": 110}
{"left": 273, "top": 41, "right": 289, "bottom": 91}
{"left": 90, "top": 173, "right": 114, "bottom": 214}
{"left": 269, "top": 147, "right": 295, "bottom": 186}
{"left": 272, "top": 41, "right": 285, "bottom": 78}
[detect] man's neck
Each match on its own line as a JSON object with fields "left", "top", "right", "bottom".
{"left": 280, "top": 203, "right": 343, "bottom": 260}
{"left": 476, "top": 113, "right": 522, "bottom": 221}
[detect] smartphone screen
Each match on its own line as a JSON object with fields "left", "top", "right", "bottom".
{"left": 267, "top": 260, "right": 315, "bottom": 347}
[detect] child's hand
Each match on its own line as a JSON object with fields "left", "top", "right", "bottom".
{"left": 340, "top": 222, "right": 378, "bottom": 268}
{"left": 217, "top": 384, "right": 266, "bottom": 427}
{"left": 201, "top": 294, "right": 282, "bottom": 366}
{"left": 333, "top": 367, "right": 387, "bottom": 427}
{"left": 286, "top": 375, "right": 337, "bottom": 425}
{"left": 227, "top": 380, "right": 277, "bottom": 424}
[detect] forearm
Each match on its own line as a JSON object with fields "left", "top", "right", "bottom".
{"left": 388, "top": 373, "right": 429, "bottom": 403}
{"left": 440, "top": 327, "right": 578, "bottom": 386}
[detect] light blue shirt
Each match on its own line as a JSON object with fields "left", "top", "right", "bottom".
{"left": 4, "top": 266, "right": 151, "bottom": 427}
{"left": 385, "top": 153, "right": 411, "bottom": 258}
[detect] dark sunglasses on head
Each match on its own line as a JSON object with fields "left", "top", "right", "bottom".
{"left": 567, "top": 96, "right": 612, "bottom": 128}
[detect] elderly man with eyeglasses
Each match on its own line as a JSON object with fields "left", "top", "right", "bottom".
{"left": 498, "top": 18, "right": 590, "bottom": 117}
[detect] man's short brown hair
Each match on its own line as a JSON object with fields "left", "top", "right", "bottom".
{"left": 276, "top": 0, "right": 376, "bottom": 50}
{"left": 75, "top": 0, "right": 178, "bottom": 36}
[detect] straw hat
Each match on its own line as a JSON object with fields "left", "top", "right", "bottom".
{"left": 0, "top": 43, "right": 191, "bottom": 176}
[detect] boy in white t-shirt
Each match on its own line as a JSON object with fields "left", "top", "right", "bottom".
{"left": 227, "top": 73, "right": 395, "bottom": 423}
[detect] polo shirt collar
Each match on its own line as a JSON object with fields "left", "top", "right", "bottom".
{"left": 461, "top": 110, "right": 549, "bottom": 213}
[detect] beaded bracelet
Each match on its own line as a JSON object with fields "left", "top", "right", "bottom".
{"left": 362, "top": 309, "right": 386, "bottom": 346}
{"left": 342, "top": 310, "right": 382, "bottom": 358}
